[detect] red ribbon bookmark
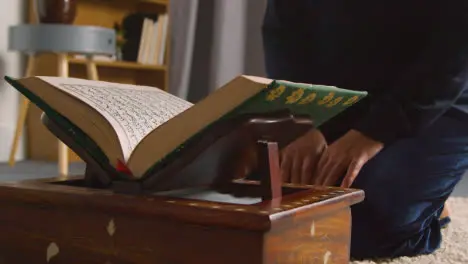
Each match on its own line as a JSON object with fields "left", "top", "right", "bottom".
{"left": 116, "top": 159, "right": 133, "bottom": 178}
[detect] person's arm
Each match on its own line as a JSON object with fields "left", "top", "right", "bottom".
{"left": 353, "top": 1, "right": 468, "bottom": 145}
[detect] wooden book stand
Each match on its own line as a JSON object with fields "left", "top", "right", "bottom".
{"left": 0, "top": 110, "right": 364, "bottom": 264}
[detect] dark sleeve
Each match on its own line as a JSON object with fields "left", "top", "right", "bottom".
{"left": 353, "top": 1, "right": 468, "bottom": 144}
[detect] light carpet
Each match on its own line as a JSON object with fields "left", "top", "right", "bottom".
{"left": 351, "top": 197, "right": 468, "bottom": 264}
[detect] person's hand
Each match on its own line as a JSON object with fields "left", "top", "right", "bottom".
{"left": 280, "top": 129, "right": 327, "bottom": 184}
{"left": 313, "top": 129, "right": 384, "bottom": 188}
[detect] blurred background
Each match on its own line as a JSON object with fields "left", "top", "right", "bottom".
{"left": 0, "top": 0, "right": 466, "bottom": 198}
{"left": 1, "top": 2, "right": 467, "bottom": 263}
{"left": 0, "top": 0, "right": 267, "bottom": 172}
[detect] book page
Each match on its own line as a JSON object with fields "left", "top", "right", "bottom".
{"left": 154, "top": 187, "right": 262, "bottom": 205}
{"left": 37, "top": 76, "right": 193, "bottom": 162}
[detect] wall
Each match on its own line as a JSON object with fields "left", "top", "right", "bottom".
{"left": 209, "top": 0, "right": 248, "bottom": 91}
{"left": 0, "top": 0, "right": 26, "bottom": 162}
{"left": 187, "top": 0, "right": 267, "bottom": 102}
{"left": 244, "top": 0, "right": 267, "bottom": 77}
{"left": 168, "top": 0, "right": 199, "bottom": 99}
{"left": 209, "top": 0, "right": 267, "bottom": 91}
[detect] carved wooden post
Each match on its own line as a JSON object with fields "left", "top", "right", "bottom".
{"left": 257, "top": 140, "right": 282, "bottom": 201}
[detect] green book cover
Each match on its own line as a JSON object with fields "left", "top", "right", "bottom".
{"left": 230, "top": 80, "right": 366, "bottom": 127}
{"left": 4, "top": 75, "right": 366, "bottom": 181}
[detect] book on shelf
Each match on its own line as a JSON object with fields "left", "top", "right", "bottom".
{"left": 137, "top": 14, "right": 168, "bottom": 66}
{"left": 4, "top": 75, "right": 366, "bottom": 181}
{"left": 73, "top": 13, "right": 169, "bottom": 66}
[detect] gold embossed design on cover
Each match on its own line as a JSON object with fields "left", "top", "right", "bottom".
{"left": 318, "top": 92, "right": 335, "bottom": 105}
{"left": 286, "top": 88, "right": 305, "bottom": 104}
{"left": 326, "top": 97, "right": 343, "bottom": 108}
{"left": 343, "top": 95, "right": 359, "bottom": 106}
{"left": 298, "top": 92, "right": 317, "bottom": 105}
{"left": 266, "top": 85, "right": 286, "bottom": 101}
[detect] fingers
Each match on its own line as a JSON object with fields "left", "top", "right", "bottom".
{"left": 313, "top": 150, "right": 346, "bottom": 186}
{"left": 281, "top": 150, "right": 305, "bottom": 184}
{"left": 322, "top": 162, "right": 346, "bottom": 186}
{"left": 291, "top": 154, "right": 302, "bottom": 183}
{"left": 304, "top": 145, "right": 326, "bottom": 184}
{"left": 280, "top": 144, "right": 327, "bottom": 185}
{"left": 280, "top": 151, "right": 292, "bottom": 182}
{"left": 281, "top": 151, "right": 319, "bottom": 184}
{"left": 313, "top": 151, "right": 330, "bottom": 185}
{"left": 340, "top": 158, "right": 365, "bottom": 188}
{"left": 301, "top": 155, "right": 313, "bottom": 184}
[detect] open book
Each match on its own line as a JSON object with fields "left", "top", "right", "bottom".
{"left": 5, "top": 75, "right": 367, "bottom": 180}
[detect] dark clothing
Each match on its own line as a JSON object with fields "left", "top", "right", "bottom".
{"left": 262, "top": 0, "right": 468, "bottom": 259}
{"left": 262, "top": 0, "right": 468, "bottom": 144}
{"left": 342, "top": 115, "right": 468, "bottom": 259}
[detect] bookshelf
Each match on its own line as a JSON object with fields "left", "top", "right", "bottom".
{"left": 25, "top": 0, "right": 171, "bottom": 162}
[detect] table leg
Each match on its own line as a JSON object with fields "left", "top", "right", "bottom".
{"left": 57, "top": 53, "right": 69, "bottom": 177}
{"left": 85, "top": 55, "right": 99, "bottom": 81}
{"left": 8, "top": 55, "right": 35, "bottom": 167}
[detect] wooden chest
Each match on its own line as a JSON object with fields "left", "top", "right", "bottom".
{"left": 0, "top": 176, "right": 363, "bottom": 264}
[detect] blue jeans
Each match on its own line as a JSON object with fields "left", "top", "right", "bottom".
{"left": 261, "top": 11, "right": 468, "bottom": 259}
{"left": 342, "top": 116, "right": 468, "bottom": 259}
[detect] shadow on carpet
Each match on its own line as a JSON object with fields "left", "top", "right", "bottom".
{"left": 351, "top": 197, "right": 468, "bottom": 264}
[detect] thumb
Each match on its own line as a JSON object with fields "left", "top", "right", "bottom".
{"left": 340, "top": 158, "right": 365, "bottom": 188}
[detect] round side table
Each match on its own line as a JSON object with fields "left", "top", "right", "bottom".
{"left": 8, "top": 24, "right": 116, "bottom": 176}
